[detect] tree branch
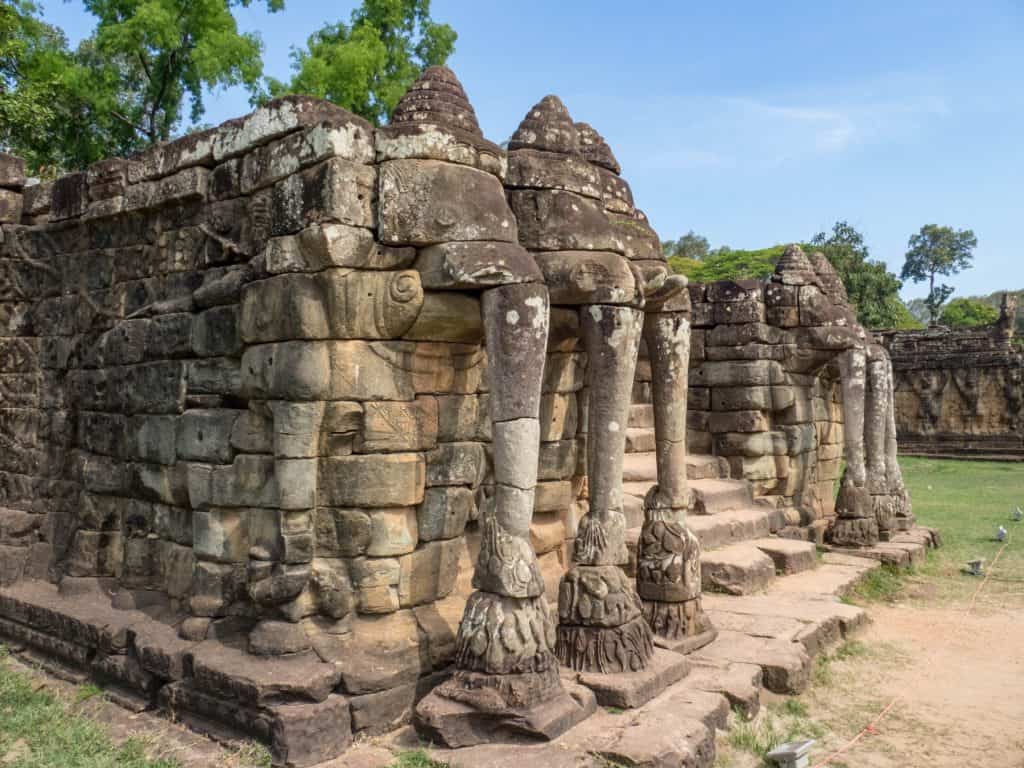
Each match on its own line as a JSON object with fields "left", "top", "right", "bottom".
{"left": 111, "top": 109, "right": 149, "bottom": 137}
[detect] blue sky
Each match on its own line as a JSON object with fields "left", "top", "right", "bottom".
{"left": 42, "top": 0, "right": 1024, "bottom": 299}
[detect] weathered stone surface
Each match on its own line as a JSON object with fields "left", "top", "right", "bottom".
{"left": 533, "top": 251, "right": 637, "bottom": 305}
{"left": 360, "top": 397, "right": 438, "bottom": 453}
{"left": 508, "top": 189, "right": 622, "bottom": 253}
{"left": 319, "top": 454, "right": 425, "bottom": 507}
{"left": 417, "top": 487, "right": 474, "bottom": 541}
{"left": 378, "top": 160, "right": 516, "bottom": 246}
{"left": 272, "top": 158, "right": 375, "bottom": 235}
{"left": 482, "top": 283, "right": 550, "bottom": 421}
{"left": 0, "top": 154, "right": 27, "bottom": 189}
{"left": 404, "top": 292, "right": 482, "bottom": 343}
{"left": 416, "top": 241, "right": 542, "bottom": 289}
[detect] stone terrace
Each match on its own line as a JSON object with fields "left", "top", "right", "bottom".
{"left": 0, "top": 67, "right": 938, "bottom": 767}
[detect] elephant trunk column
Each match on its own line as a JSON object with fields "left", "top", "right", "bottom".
{"left": 636, "top": 307, "right": 716, "bottom": 652}
{"left": 416, "top": 283, "right": 595, "bottom": 745}
{"left": 556, "top": 304, "right": 654, "bottom": 672}
{"left": 830, "top": 346, "right": 880, "bottom": 546}
{"left": 884, "top": 357, "right": 914, "bottom": 529}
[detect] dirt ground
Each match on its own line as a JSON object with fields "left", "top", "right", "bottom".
{"left": 718, "top": 590, "right": 1024, "bottom": 768}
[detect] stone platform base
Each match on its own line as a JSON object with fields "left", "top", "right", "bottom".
{"left": 654, "top": 625, "right": 719, "bottom": 655}
{"left": 0, "top": 579, "right": 358, "bottom": 767}
{"left": 562, "top": 648, "right": 690, "bottom": 708}
{"left": 413, "top": 681, "right": 596, "bottom": 748}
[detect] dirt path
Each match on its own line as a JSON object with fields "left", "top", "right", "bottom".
{"left": 833, "top": 602, "right": 1024, "bottom": 767}
{"left": 764, "top": 596, "right": 1024, "bottom": 768}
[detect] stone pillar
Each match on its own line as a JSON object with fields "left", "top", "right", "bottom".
{"left": 636, "top": 308, "right": 715, "bottom": 652}
{"left": 883, "top": 355, "right": 914, "bottom": 530}
{"left": 417, "top": 283, "right": 596, "bottom": 744}
{"left": 831, "top": 346, "right": 879, "bottom": 546}
{"left": 555, "top": 304, "right": 654, "bottom": 672}
{"left": 864, "top": 351, "right": 894, "bottom": 539}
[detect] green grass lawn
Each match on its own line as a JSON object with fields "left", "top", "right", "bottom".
{"left": 884, "top": 456, "right": 1024, "bottom": 604}
{"left": 0, "top": 649, "right": 178, "bottom": 768}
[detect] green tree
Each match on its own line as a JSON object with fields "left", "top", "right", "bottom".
{"left": 269, "top": 0, "right": 456, "bottom": 126}
{"left": 86, "top": 0, "right": 282, "bottom": 144}
{"left": 2, "top": 0, "right": 280, "bottom": 174}
{"left": 662, "top": 230, "right": 710, "bottom": 261}
{"left": 901, "top": 224, "right": 978, "bottom": 323}
{"left": 939, "top": 297, "right": 999, "bottom": 328}
{"left": 810, "top": 220, "right": 911, "bottom": 329}
{"left": 669, "top": 245, "right": 785, "bottom": 282}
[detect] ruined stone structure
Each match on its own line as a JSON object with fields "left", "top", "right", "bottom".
{"left": 0, "top": 67, "right": 924, "bottom": 766}
{"left": 877, "top": 295, "right": 1024, "bottom": 459}
{"left": 660, "top": 246, "right": 911, "bottom": 549}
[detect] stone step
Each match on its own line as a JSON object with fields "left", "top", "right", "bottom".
{"left": 621, "top": 452, "right": 726, "bottom": 484}
{"left": 751, "top": 538, "right": 818, "bottom": 575}
{"left": 691, "top": 478, "right": 754, "bottom": 514}
{"left": 688, "top": 507, "right": 779, "bottom": 551}
{"left": 624, "top": 427, "right": 656, "bottom": 453}
{"left": 700, "top": 543, "right": 777, "bottom": 595}
{"left": 765, "top": 554, "right": 881, "bottom": 599}
{"left": 628, "top": 403, "right": 654, "bottom": 428}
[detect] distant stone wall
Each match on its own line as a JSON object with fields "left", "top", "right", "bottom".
{"left": 877, "top": 296, "right": 1024, "bottom": 458}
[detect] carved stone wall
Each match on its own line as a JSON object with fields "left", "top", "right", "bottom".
{"left": 0, "top": 74, "right": 910, "bottom": 763}
{"left": 635, "top": 247, "right": 908, "bottom": 543}
{"left": 877, "top": 297, "right": 1024, "bottom": 458}
{"left": 0, "top": 77, "right": 603, "bottom": 763}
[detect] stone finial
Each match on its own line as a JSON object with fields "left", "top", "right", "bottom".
{"left": 997, "top": 292, "right": 1018, "bottom": 339}
{"left": 575, "top": 122, "right": 621, "bottom": 175}
{"left": 776, "top": 244, "right": 813, "bottom": 274}
{"left": 509, "top": 95, "right": 579, "bottom": 155}
{"left": 808, "top": 250, "right": 849, "bottom": 304}
{"left": 389, "top": 65, "right": 483, "bottom": 137}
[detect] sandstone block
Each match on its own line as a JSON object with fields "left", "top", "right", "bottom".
{"left": 212, "top": 95, "right": 373, "bottom": 161}
{"left": 539, "top": 392, "right": 578, "bottom": 441}
{"left": 0, "top": 189, "right": 23, "bottom": 224}
{"left": 506, "top": 148, "right": 602, "bottom": 198}
{"left": 482, "top": 283, "right": 549, "bottom": 420}
{"left": 272, "top": 158, "right": 375, "bottom": 234}
{"left": 534, "top": 250, "right": 637, "bottom": 305}
{"left": 367, "top": 508, "right": 418, "bottom": 556}
{"left": 378, "top": 159, "right": 516, "bottom": 245}
{"left": 436, "top": 394, "right": 491, "bottom": 442}
{"left": 507, "top": 188, "right": 622, "bottom": 253}
{"left": 426, "top": 442, "right": 486, "bottom": 487}
{"left": 241, "top": 122, "right": 376, "bottom": 193}
{"left": 359, "top": 397, "right": 438, "bottom": 453}
{"left": 241, "top": 342, "right": 331, "bottom": 401}
{"left": 415, "top": 241, "right": 541, "bottom": 289}
{"left": 319, "top": 453, "right": 425, "bottom": 507}
{"left": 404, "top": 292, "right": 482, "bottom": 343}
{"left": 191, "top": 306, "right": 241, "bottom": 357}
{"left": 314, "top": 508, "right": 371, "bottom": 557}
{"left": 177, "top": 409, "right": 239, "bottom": 463}
{"left": 398, "top": 539, "right": 460, "bottom": 607}
{"left": 0, "top": 154, "right": 26, "bottom": 189}
{"left": 194, "top": 508, "right": 248, "bottom": 563}
{"left": 417, "top": 487, "right": 474, "bottom": 541}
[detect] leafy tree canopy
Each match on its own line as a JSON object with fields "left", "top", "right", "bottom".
{"left": 2, "top": 0, "right": 280, "bottom": 174}
{"left": 938, "top": 297, "right": 999, "bottom": 328}
{"left": 901, "top": 224, "right": 978, "bottom": 323}
{"left": 669, "top": 245, "right": 785, "bottom": 282}
{"left": 268, "top": 0, "right": 456, "bottom": 126}
{"left": 664, "top": 220, "right": 921, "bottom": 330}
{"left": 810, "top": 220, "right": 913, "bottom": 329}
{"left": 662, "top": 230, "right": 710, "bottom": 261}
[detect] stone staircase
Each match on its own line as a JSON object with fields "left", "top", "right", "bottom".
{"left": 623, "top": 398, "right": 822, "bottom": 597}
